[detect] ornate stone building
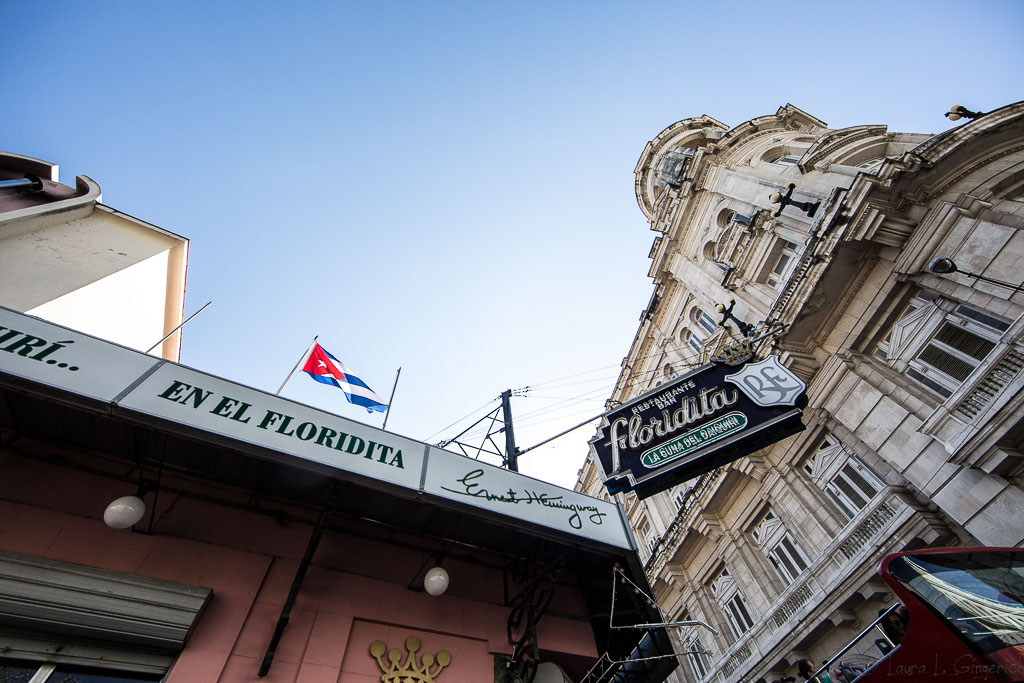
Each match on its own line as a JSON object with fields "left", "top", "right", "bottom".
{"left": 576, "top": 102, "right": 1024, "bottom": 682}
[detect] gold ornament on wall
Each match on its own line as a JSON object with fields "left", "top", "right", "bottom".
{"left": 370, "top": 636, "right": 451, "bottom": 682}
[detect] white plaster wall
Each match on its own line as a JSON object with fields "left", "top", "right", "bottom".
{"left": 27, "top": 250, "right": 172, "bottom": 354}
{"left": 0, "top": 207, "right": 178, "bottom": 312}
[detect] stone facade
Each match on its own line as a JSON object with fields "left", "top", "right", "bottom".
{"left": 576, "top": 102, "right": 1024, "bottom": 682}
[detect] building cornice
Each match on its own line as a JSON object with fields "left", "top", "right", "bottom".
{"left": 0, "top": 175, "right": 101, "bottom": 238}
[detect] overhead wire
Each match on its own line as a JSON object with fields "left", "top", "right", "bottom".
{"left": 519, "top": 363, "right": 624, "bottom": 389}
{"left": 512, "top": 382, "right": 617, "bottom": 420}
{"left": 428, "top": 341, "right": 707, "bottom": 447}
{"left": 423, "top": 395, "right": 501, "bottom": 442}
{"left": 455, "top": 387, "right": 612, "bottom": 443}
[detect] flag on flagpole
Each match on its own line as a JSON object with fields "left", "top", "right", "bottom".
{"left": 301, "top": 344, "right": 388, "bottom": 413}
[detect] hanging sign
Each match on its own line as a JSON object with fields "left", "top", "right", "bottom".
{"left": 589, "top": 356, "right": 806, "bottom": 499}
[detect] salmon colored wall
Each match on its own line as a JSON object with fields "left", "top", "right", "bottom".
{"left": 0, "top": 449, "right": 598, "bottom": 682}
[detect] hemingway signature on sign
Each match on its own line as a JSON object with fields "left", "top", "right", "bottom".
{"left": 441, "top": 469, "right": 608, "bottom": 530}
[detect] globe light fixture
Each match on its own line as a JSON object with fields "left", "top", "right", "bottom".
{"left": 103, "top": 495, "right": 146, "bottom": 529}
{"left": 927, "top": 257, "right": 1024, "bottom": 293}
{"left": 927, "top": 257, "right": 958, "bottom": 274}
{"left": 768, "top": 183, "right": 819, "bottom": 218}
{"left": 945, "top": 105, "right": 983, "bottom": 121}
{"left": 423, "top": 565, "right": 450, "bottom": 596}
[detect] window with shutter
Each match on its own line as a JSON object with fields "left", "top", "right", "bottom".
{"left": 752, "top": 509, "right": 812, "bottom": 586}
{"left": 804, "top": 435, "right": 884, "bottom": 520}
{"left": 724, "top": 593, "right": 755, "bottom": 637}
{"left": 877, "top": 294, "right": 1007, "bottom": 398}
{"left": 710, "top": 568, "right": 757, "bottom": 639}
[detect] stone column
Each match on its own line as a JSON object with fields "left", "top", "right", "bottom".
{"left": 775, "top": 464, "right": 847, "bottom": 549}
{"left": 723, "top": 527, "right": 782, "bottom": 613}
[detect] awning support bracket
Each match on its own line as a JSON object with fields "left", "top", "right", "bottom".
{"left": 258, "top": 482, "right": 338, "bottom": 677}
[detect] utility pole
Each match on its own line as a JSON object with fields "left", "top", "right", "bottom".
{"left": 436, "top": 388, "right": 527, "bottom": 472}
{"left": 500, "top": 389, "right": 518, "bottom": 472}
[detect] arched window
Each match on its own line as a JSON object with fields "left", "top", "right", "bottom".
{"left": 702, "top": 240, "right": 717, "bottom": 261}
{"left": 694, "top": 308, "right": 717, "bottom": 335}
{"left": 684, "top": 309, "right": 718, "bottom": 356}
{"left": 760, "top": 143, "right": 810, "bottom": 168}
{"left": 684, "top": 329, "right": 701, "bottom": 354}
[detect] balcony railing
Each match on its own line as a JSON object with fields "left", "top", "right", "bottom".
{"left": 691, "top": 490, "right": 912, "bottom": 683}
{"left": 955, "top": 347, "right": 1024, "bottom": 419}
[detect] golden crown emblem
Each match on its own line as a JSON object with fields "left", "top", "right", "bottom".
{"left": 711, "top": 339, "right": 755, "bottom": 366}
{"left": 370, "top": 636, "right": 451, "bottom": 683}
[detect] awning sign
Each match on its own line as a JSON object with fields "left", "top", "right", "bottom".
{"left": 423, "top": 446, "right": 628, "bottom": 548}
{"left": 0, "top": 307, "right": 632, "bottom": 549}
{"left": 117, "top": 364, "right": 427, "bottom": 492}
{"left": 0, "top": 306, "right": 160, "bottom": 402}
{"left": 589, "top": 357, "right": 806, "bottom": 499}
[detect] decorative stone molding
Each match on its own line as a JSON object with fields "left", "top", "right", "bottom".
{"left": 801, "top": 126, "right": 887, "bottom": 171}
{"left": 644, "top": 467, "right": 728, "bottom": 575}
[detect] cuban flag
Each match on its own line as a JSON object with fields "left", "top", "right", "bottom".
{"left": 301, "top": 344, "right": 388, "bottom": 413}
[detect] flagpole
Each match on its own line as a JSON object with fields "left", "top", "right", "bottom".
{"left": 277, "top": 335, "right": 319, "bottom": 395}
{"left": 381, "top": 366, "right": 401, "bottom": 430}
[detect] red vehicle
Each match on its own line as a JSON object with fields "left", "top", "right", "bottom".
{"left": 819, "top": 547, "right": 1024, "bottom": 682}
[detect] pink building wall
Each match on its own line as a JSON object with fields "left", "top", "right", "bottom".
{"left": 0, "top": 447, "right": 599, "bottom": 682}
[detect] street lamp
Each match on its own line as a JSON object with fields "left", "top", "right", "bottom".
{"left": 769, "top": 183, "right": 819, "bottom": 218}
{"left": 715, "top": 299, "right": 755, "bottom": 337}
{"left": 945, "top": 105, "right": 984, "bottom": 121}
{"left": 927, "top": 257, "right": 1024, "bottom": 293}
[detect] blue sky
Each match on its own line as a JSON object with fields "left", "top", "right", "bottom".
{"left": 3, "top": 1, "right": 1022, "bottom": 487}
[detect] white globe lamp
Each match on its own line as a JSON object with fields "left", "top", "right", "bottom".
{"left": 423, "top": 566, "right": 449, "bottom": 596}
{"left": 104, "top": 495, "right": 146, "bottom": 529}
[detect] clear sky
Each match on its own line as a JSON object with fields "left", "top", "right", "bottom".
{"left": 3, "top": 1, "right": 1022, "bottom": 488}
